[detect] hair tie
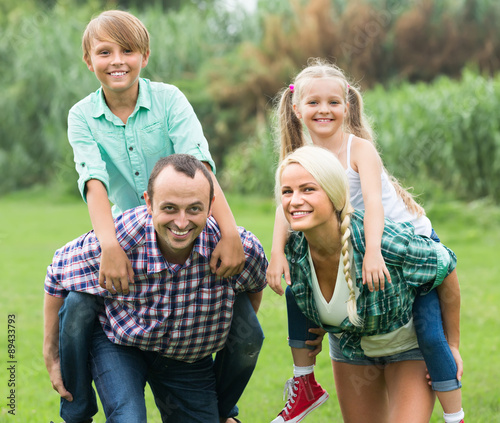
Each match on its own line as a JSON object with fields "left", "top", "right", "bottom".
{"left": 289, "top": 84, "right": 294, "bottom": 93}
{"left": 347, "top": 84, "right": 350, "bottom": 94}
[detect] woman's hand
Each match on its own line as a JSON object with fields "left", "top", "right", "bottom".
{"left": 267, "top": 252, "right": 291, "bottom": 295}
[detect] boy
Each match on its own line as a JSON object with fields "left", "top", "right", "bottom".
{"left": 55, "top": 10, "right": 260, "bottom": 423}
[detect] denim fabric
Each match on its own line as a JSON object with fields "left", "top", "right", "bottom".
{"left": 413, "top": 289, "right": 462, "bottom": 391}
{"left": 59, "top": 292, "right": 101, "bottom": 423}
{"left": 328, "top": 331, "right": 424, "bottom": 365}
{"left": 89, "top": 323, "right": 219, "bottom": 422}
{"left": 213, "top": 292, "right": 264, "bottom": 418}
{"left": 286, "top": 286, "right": 319, "bottom": 350}
{"left": 58, "top": 291, "right": 264, "bottom": 421}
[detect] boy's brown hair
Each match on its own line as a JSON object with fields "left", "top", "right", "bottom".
{"left": 82, "top": 10, "right": 150, "bottom": 62}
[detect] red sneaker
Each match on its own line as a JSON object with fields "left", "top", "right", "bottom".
{"left": 271, "top": 373, "right": 329, "bottom": 422}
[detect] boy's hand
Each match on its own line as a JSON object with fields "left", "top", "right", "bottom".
{"left": 362, "top": 249, "right": 391, "bottom": 292}
{"left": 99, "top": 244, "right": 135, "bottom": 294}
{"left": 210, "top": 233, "right": 245, "bottom": 278}
{"left": 267, "top": 252, "right": 291, "bottom": 296}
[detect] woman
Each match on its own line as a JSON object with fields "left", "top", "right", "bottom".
{"left": 273, "top": 145, "right": 461, "bottom": 423}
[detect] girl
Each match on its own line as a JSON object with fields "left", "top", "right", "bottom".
{"left": 268, "top": 60, "right": 463, "bottom": 423}
{"left": 272, "top": 145, "right": 461, "bottom": 423}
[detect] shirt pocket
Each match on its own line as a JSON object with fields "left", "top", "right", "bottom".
{"left": 94, "top": 129, "right": 129, "bottom": 163}
{"left": 139, "top": 121, "right": 172, "bottom": 157}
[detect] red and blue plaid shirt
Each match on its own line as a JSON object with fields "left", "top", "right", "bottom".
{"left": 45, "top": 206, "right": 268, "bottom": 362}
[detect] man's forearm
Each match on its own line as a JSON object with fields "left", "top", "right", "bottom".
{"left": 43, "top": 293, "right": 64, "bottom": 361}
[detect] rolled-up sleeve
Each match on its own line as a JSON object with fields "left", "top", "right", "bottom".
{"left": 162, "top": 87, "right": 216, "bottom": 173}
{"left": 68, "top": 106, "right": 110, "bottom": 201}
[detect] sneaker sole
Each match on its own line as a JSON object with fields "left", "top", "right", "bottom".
{"left": 270, "top": 392, "right": 329, "bottom": 423}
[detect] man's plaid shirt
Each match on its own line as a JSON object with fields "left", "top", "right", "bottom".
{"left": 286, "top": 210, "right": 457, "bottom": 359}
{"left": 45, "top": 206, "right": 268, "bottom": 363}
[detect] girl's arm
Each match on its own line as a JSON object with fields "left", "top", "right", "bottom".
{"left": 352, "top": 139, "right": 391, "bottom": 291}
{"left": 86, "top": 179, "right": 135, "bottom": 294}
{"left": 267, "top": 205, "right": 291, "bottom": 296}
{"left": 204, "top": 164, "right": 246, "bottom": 278}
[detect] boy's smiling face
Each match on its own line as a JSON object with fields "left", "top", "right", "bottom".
{"left": 85, "top": 38, "right": 149, "bottom": 98}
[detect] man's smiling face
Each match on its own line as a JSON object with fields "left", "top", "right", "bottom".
{"left": 145, "top": 165, "right": 212, "bottom": 264}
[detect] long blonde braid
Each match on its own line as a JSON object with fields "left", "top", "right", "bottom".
{"left": 339, "top": 210, "right": 363, "bottom": 327}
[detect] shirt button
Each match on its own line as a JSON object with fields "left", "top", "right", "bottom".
{"left": 291, "top": 259, "right": 296, "bottom": 263}
{"left": 141, "top": 195, "right": 144, "bottom": 200}
{"left": 129, "top": 147, "right": 133, "bottom": 151}
{"left": 135, "top": 171, "right": 139, "bottom": 176}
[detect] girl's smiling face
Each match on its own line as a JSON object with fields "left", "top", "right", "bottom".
{"left": 293, "top": 77, "right": 349, "bottom": 143}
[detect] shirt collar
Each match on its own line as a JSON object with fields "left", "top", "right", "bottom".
{"left": 91, "top": 78, "right": 152, "bottom": 120}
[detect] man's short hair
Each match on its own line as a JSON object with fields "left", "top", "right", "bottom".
{"left": 82, "top": 10, "right": 150, "bottom": 63}
{"left": 147, "top": 154, "right": 214, "bottom": 204}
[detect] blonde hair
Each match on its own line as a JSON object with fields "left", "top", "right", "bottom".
{"left": 82, "top": 10, "right": 150, "bottom": 63}
{"left": 276, "top": 57, "right": 425, "bottom": 217}
{"left": 277, "top": 145, "right": 362, "bottom": 327}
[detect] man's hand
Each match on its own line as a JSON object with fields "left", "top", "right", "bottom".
{"left": 99, "top": 243, "right": 135, "bottom": 294}
{"left": 210, "top": 233, "right": 245, "bottom": 278}
{"left": 305, "top": 327, "right": 327, "bottom": 357}
{"left": 44, "top": 352, "right": 73, "bottom": 401}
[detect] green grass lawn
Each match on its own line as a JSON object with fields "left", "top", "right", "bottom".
{"left": 0, "top": 190, "right": 499, "bottom": 422}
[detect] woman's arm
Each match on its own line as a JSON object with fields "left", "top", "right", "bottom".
{"left": 436, "top": 269, "right": 463, "bottom": 379}
{"left": 268, "top": 205, "right": 291, "bottom": 296}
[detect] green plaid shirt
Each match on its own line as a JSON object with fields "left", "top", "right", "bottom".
{"left": 286, "top": 210, "right": 457, "bottom": 359}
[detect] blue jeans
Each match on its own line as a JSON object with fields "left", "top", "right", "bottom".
{"left": 413, "top": 288, "right": 462, "bottom": 391}
{"left": 90, "top": 321, "right": 219, "bottom": 422}
{"left": 286, "top": 286, "right": 319, "bottom": 350}
{"left": 59, "top": 291, "right": 263, "bottom": 422}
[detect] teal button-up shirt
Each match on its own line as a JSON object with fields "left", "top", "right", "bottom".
{"left": 68, "top": 78, "right": 215, "bottom": 216}
{"left": 286, "top": 210, "right": 457, "bottom": 359}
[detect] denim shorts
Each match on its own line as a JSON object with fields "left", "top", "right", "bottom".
{"left": 328, "top": 333, "right": 424, "bottom": 366}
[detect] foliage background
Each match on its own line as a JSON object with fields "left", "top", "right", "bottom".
{"left": 1, "top": 0, "right": 500, "bottom": 204}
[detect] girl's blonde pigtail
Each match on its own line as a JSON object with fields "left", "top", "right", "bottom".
{"left": 278, "top": 88, "right": 305, "bottom": 162}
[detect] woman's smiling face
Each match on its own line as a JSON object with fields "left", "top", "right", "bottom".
{"left": 280, "top": 163, "right": 336, "bottom": 234}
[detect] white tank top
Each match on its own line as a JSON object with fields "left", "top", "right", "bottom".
{"left": 345, "top": 134, "right": 432, "bottom": 237}
{"left": 309, "top": 246, "right": 357, "bottom": 327}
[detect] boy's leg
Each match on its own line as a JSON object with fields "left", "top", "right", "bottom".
{"left": 213, "top": 292, "right": 264, "bottom": 419}
{"left": 89, "top": 322, "right": 148, "bottom": 423}
{"left": 59, "top": 292, "right": 102, "bottom": 423}
{"left": 147, "top": 354, "right": 219, "bottom": 423}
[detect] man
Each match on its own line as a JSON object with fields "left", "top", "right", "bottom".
{"left": 43, "top": 154, "right": 268, "bottom": 423}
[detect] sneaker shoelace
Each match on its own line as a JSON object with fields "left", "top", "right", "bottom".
{"left": 282, "top": 378, "right": 299, "bottom": 415}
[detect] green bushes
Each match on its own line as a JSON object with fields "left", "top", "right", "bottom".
{"left": 365, "top": 69, "right": 500, "bottom": 202}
